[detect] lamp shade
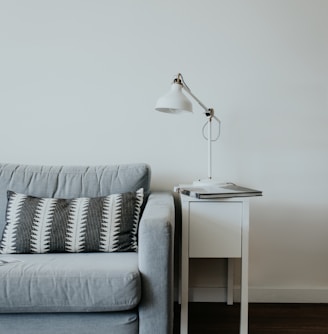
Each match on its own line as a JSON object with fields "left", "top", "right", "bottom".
{"left": 155, "top": 83, "right": 193, "bottom": 114}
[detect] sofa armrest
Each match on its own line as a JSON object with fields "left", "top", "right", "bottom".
{"left": 138, "top": 192, "right": 175, "bottom": 334}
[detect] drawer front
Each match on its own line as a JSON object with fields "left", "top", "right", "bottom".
{"left": 189, "top": 201, "right": 242, "bottom": 258}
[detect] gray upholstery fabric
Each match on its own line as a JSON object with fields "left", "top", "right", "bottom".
{"left": 0, "top": 163, "right": 174, "bottom": 334}
{"left": 0, "top": 312, "right": 138, "bottom": 334}
{"left": 138, "top": 192, "right": 175, "bottom": 334}
{"left": 0, "top": 253, "right": 140, "bottom": 312}
{"left": 0, "top": 163, "right": 151, "bottom": 236}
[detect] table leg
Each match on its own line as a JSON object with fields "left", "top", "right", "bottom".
{"left": 240, "top": 200, "right": 249, "bottom": 334}
{"left": 227, "top": 258, "right": 234, "bottom": 305}
{"left": 180, "top": 200, "right": 189, "bottom": 334}
{"left": 180, "top": 256, "right": 188, "bottom": 334}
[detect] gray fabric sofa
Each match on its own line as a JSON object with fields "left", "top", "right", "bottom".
{"left": 0, "top": 163, "right": 175, "bottom": 334}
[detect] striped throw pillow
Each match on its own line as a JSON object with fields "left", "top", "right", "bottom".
{"left": 0, "top": 189, "right": 143, "bottom": 254}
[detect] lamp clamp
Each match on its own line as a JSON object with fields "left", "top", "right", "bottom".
{"left": 173, "top": 73, "right": 183, "bottom": 85}
{"left": 205, "top": 108, "right": 214, "bottom": 120}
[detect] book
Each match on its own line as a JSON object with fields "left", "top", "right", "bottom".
{"left": 177, "top": 183, "right": 262, "bottom": 199}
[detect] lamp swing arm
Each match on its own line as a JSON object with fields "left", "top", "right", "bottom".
{"left": 175, "top": 73, "right": 221, "bottom": 141}
{"left": 176, "top": 73, "right": 212, "bottom": 117}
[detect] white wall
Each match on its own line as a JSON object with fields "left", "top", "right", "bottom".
{"left": 1, "top": 0, "right": 327, "bottom": 302}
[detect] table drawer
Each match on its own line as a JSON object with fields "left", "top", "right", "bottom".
{"left": 189, "top": 201, "right": 242, "bottom": 258}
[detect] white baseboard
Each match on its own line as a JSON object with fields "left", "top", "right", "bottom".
{"left": 248, "top": 287, "right": 328, "bottom": 303}
{"left": 189, "top": 287, "right": 328, "bottom": 303}
{"left": 189, "top": 287, "right": 227, "bottom": 302}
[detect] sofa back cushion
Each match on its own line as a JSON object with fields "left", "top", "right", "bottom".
{"left": 0, "top": 163, "right": 151, "bottom": 237}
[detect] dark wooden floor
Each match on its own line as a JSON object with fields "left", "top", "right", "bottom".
{"left": 173, "top": 303, "right": 328, "bottom": 333}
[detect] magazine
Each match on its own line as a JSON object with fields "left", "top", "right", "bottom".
{"left": 178, "top": 182, "right": 262, "bottom": 199}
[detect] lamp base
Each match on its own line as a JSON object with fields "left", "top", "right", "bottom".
{"left": 192, "top": 178, "right": 224, "bottom": 187}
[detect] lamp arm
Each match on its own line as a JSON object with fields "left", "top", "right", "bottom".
{"left": 177, "top": 73, "right": 209, "bottom": 112}
{"left": 177, "top": 73, "right": 218, "bottom": 121}
{"left": 181, "top": 86, "right": 209, "bottom": 113}
{"left": 180, "top": 78, "right": 221, "bottom": 181}
{"left": 172, "top": 73, "right": 221, "bottom": 182}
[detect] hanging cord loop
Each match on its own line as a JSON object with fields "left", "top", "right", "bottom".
{"left": 202, "top": 109, "right": 221, "bottom": 142}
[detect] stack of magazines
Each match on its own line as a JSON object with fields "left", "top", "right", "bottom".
{"left": 176, "top": 182, "right": 262, "bottom": 199}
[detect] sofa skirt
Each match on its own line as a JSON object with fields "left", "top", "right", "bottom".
{"left": 0, "top": 311, "right": 138, "bottom": 334}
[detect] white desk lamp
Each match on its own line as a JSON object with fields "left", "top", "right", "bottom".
{"left": 155, "top": 73, "right": 222, "bottom": 186}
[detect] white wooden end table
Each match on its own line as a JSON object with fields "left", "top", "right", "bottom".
{"left": 177, "top": 184, "right": 261, "bottom": 334}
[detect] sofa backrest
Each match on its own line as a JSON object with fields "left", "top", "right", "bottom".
{"left": 0, "top": 163, "right": 151, "bottom": 235}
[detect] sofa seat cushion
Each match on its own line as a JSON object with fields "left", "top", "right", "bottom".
{"left": 0, "top": 253, "right": 140, "bottom": 313}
